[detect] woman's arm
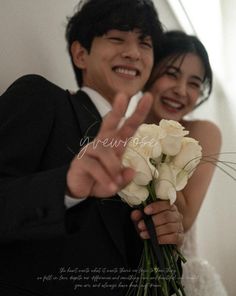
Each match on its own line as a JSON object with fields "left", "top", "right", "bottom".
{"left": 175, "top": 120, "right": 222, "bottom": 232}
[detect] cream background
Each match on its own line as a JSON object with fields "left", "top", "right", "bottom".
{"left": 0, "top": 0, "right": 235, "bottom": 295}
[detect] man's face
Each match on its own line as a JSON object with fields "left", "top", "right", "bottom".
{"left": 75, "top": 29, "right": 154, "bottom": 103}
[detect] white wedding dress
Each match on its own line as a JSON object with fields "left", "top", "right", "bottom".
{"left": 180, "top": 223, "right": 228, "bottom": 296}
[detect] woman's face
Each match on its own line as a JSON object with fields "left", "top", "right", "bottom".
{"left": 148, "top": 53, "right": 205, "bottom": 122}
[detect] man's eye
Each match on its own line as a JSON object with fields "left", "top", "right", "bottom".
{"left": 140, "top": 41, "right": 153, "bottom": 49}
{"left": 107, "top": 37, "right": 123, "bottom": 42}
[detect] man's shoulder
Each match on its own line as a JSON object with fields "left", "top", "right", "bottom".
{"left": 1, "top": 74, "right": 68, "bottom": 105}
{"left": 0, "top": 75, "right": 72, "bottom": 121}
{"left": 8, "top": 74, "right": 66, "bottom": 94}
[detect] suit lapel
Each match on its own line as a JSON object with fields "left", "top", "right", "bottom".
{"left": 68, "top": 90, "right": 101, "bottom": 142}
{"left": 68, "top": 91, "right": 128, "bottom": 263}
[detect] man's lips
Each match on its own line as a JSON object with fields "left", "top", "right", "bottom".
{"left": 161, "top": 97, "right": 185, "bottom": 110}
{"left": 112, "top": 66, "right": 140, "bottom": 77}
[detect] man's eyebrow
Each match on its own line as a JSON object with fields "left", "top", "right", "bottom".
{"left": 138, "top": 34, "right": 152, "bottom": 41}
{"left": 143, "top": 36, "right": 152, "bottom": 41}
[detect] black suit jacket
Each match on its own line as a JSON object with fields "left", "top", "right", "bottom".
{"left": 0, "top": 75, "right": 142, "bottom": 296}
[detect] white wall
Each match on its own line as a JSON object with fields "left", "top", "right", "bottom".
{"left": 0, "top": 0, "right": 79, "bottom": 94}
{"left": 1, "top": 0, "right": 235, "bottom": 295}
{"left": 221, "top": 0, "right": 236, "bottom": 99}
{"left": 154, "top": 0, "right": 182, "bottom": 30}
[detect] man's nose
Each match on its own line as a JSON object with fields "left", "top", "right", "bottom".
{"left": 121, "top": 43, "right": 141, "bottom": 61}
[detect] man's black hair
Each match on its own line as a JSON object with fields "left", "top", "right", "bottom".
{"left": 66, "top": 0, "right": 163, "bottom": 87}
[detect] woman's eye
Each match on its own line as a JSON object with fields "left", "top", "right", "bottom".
{"left": 166, "top": 71, "right": 178, "bottom": 78}
{"left": 190, "top": 82, "right": 201, "bottom": 89}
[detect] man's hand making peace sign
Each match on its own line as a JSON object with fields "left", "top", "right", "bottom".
{"left": 67, "top": 92, "right": 183, "bottom": 246}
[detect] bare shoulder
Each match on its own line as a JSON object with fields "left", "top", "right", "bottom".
{"left": 188, "top": 119, "right": 220, "bottom": 135}
{"left": 183, "top": 119, "right": 222, "bottom": 153}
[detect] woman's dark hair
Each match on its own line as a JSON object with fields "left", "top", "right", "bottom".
{"left": 66, "top": 0, "right": 163, "bottom": 87}
{"left": 145, "top": 30, "right": 213, "bottom": 108}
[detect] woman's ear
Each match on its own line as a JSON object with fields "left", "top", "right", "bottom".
{"left": 70, "top": 41, "right": 88, "bottom": 69}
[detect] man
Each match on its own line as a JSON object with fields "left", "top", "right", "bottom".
{"left": 0, "top": 0, "right": 183, "bottom": 295}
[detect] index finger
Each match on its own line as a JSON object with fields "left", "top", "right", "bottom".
{"left": 118, "top": 92, "right": 153, "bottom": 138}
{"left": 144, "top": 200, "right": 172, "bottom": 215}
{"left": 97, "top": 92, "right": 129, "bottom": 138}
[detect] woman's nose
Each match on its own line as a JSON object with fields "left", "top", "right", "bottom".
{"left": 174, "top": 80, "right": 187, "bottom": 97}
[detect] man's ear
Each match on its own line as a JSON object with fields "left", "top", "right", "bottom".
{"left": 71, "top": 41, "right": 88, "bottom": 69}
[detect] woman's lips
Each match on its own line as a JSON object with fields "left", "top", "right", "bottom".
{"left": 161, "top": 97, "right": 185, "bottom": 111}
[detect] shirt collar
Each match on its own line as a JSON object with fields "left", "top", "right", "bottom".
{"left": 81, "top": 87, "right": 112, "bottom": 118}
{"left": 81, "top": 86, "right": 142, "bottom": 118}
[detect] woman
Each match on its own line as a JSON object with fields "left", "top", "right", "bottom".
{"left": 145, "top": 30, "right": 220, "bottom": 232}
{"left": 145, "top": 30, "right": 227, "bottom": 295}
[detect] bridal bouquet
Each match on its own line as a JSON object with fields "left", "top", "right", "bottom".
{"left": 118, "top": 119, "right": 202, "bottom": 296}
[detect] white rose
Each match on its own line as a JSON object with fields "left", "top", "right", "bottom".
{"left": 122, "top": 147, "right": 158, "bottom": 185}
{"left": 172, "top": 137, "right": 202, "bottom": 176}
{"left": 175, "top": 169, "right": 188, "bottom": 191}
{"left": 118, "top": 181, "right": 149, "bottom": 206}
{"left": 154, "top": 163, "right": 177, "bottom": 205}
{"left": 159, "top": 119, "right": 189, "bottom": 156}
{"left": 129, "top": 123, "right": 164, "bottom": 160}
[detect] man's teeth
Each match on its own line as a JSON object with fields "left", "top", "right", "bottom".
{"left": 162, "top": 98, "right": 183, "bottom": 109}
{"left": 115, "top": 67, "right": 137, "bottom": 76}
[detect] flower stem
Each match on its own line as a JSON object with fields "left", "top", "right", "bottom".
{"left": 144, "top": 240, "right": 151, "bottom": 296}
{"left": 168, "top": 246, "right": 186, "bottom": 296}
{"left": 162, "top": 246, "right": 185, "bottom": 296}
{"left": 175, "top": 247, "right": 187, "bottom": 263}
